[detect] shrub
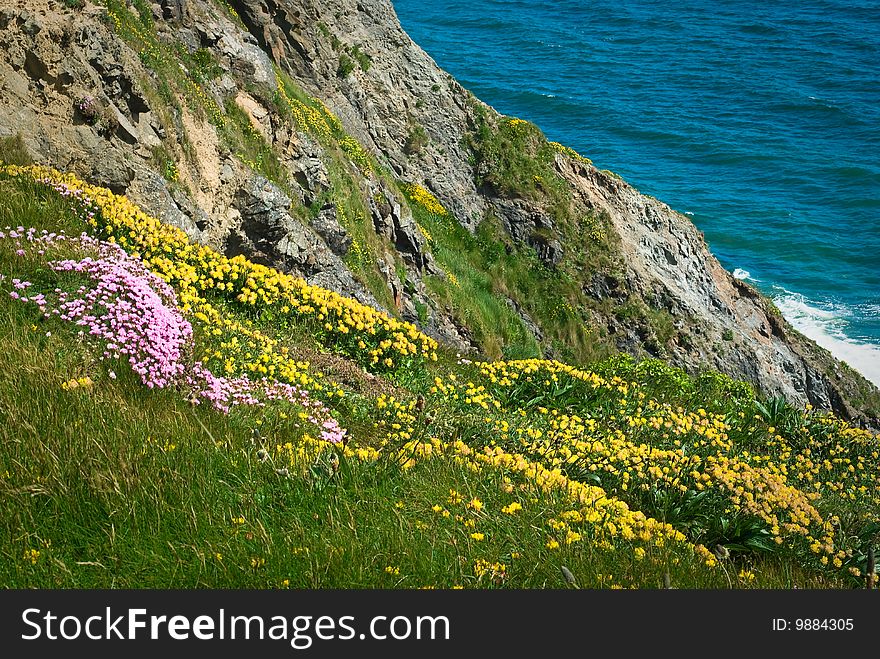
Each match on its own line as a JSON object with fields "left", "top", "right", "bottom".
{"left": 164, "top": 160, "right": 180, "bottom": 182}
{"left": 350, "top": 45, "right": 371, "bottom": 72}
{"left": 189, "top": 48, "right": 222, "bottom": 83}
{"left": 337, "top": 54, "right": 355, "bottom": 78}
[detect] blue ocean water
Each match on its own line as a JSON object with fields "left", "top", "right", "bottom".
{"left": 392, "top": 0, "right": 880, "bottom": 385}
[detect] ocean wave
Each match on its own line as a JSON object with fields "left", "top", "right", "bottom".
{"left": 732, "top": 268, "right": 757, "bottom": 282}
{"left": 772, "top": 291, "right": 880, "bottom": 388}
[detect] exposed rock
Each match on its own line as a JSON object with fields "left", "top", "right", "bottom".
{"left": 423, "top": 308, "right": 479, "bottom": 355}
{"left": 311, "top": 204, "right": 351, "bottom": 256}
{"left": 583, "top": 272, "right": 626, "bottom": 302}
{"left": 493, "top": 198, "right": 563, "bottom": 266}
{"left": 288, "top": 136, "right": 330, "bottom": 205}
{"left": 230, "top": 175, "right": 379, "bottom": 307}
{"left": 216, "top": 23, "right": 276, "bottom": 89}
{"left": 109, "top": 103, "right": 140, "bottom": 144}
{"left": 135, "top": 111, "right": 164, "bottom": 148}
{"left": 90, "top": 147, "right": 135, "bottom": 194}
{"left": 127, "top": 169, "right": 202, "bottom": 240}
{"left": 157, "top": 0, "right": 189, "bottom": 22}
{"left": 368, "top": 182, "right": 434, "bottom": 272}
{"left": 376, "top": 253, "right": 403, "bottom": 311}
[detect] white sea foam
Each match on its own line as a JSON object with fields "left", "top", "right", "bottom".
{"left": 773, "top": 291, "right": 880, "bottom": 388}
{"left": 732, "top": 268, "right": 752, "bottom": 281}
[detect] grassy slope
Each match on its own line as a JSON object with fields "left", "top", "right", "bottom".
{"left": 0, "top": 152, "right": 877, "bottom": 589}
{"left": 0, "top": 3, "right": 876, "bottom": 591}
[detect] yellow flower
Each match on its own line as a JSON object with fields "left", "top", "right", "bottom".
{"left": 738, "top": 568, "right": 756, "bottom": 582}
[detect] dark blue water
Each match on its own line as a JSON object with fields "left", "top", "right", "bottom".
{"left": 392, "top": 0, "right": 880, "bottom": 385}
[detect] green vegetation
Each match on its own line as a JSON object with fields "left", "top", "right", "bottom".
{"left": 96, "top": 0, "right": 395, "bottom": 314}
{"left": 350, "top": 45, "right": 372, "bottom": 72}
{"left": 102, "top": 0, "right": 225, "bottom": 128}
{"left": 399, "top": 172, "right": 622, "bottom": 364}
{"left": 3, "top": 0, "right": 877, "bottom": 593}
{"left": 221, "top": 99, "right": 289, "bottom": 191}
{"left": 0, "top": 166, "right": 877, "bottom": 590}
{"left": 335, "top": 44, "right": 371, "bottom": 77}
{"left": 180, "top": 46, "right": 223, "bottom": 84}
{"left": 467, "top": 109, "right": 570, "bottom": 211}
{"left": 337, "top": 54, "right": 356, "bottom": 78}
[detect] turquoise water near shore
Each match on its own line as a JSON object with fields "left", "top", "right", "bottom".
{"left": 392, "top": 0, "right": 880, "bottom": 385}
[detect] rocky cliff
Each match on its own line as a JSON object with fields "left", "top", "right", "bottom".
{"left": 1, "top": 0, "right": 877, "bottom": 424}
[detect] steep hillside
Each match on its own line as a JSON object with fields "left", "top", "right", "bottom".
{"left": 1, "top": 162, "right": 878, "bottom": 589}
{"left": 1, "top": 0, "right": 877, "bottom": 426}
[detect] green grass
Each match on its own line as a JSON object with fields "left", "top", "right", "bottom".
{"left": 454, "top": 104, "right": 668, "bottom": 363}
{"left": 337, "top": 54, "right": 356, "bottom": 78}
{"left": 222, "top": 99, "right": 290, "bottom": 192}
{"left": 403, "top": 188, "right": 614, "bottom": 363}
{"left": 0, "top": 296, "right": 833, "bottom": 588}
{"left": 310, "top": 160, "right": 398, "bottom": 314}
{"left": 0, "top": 171, "right": 877, "bottom": 589}
{"left": 3, "top": 0, "right": 879, "bottom": 588}
{"left": 466, "top": 107, "right": 568, "bottom": 209}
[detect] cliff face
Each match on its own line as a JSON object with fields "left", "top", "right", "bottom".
{"left": 1, "top": 0, "right": 877, "bottom": 424}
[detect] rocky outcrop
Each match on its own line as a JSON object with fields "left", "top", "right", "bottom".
{"left": 311, "top": 204, "right": 351, "bottom": 257}
{"left": 493, "top": 198, "right": 564, "bottom": 267}
{"left": 229, "top": 175, "right": 378, "bottom": 306}
{"left": 227, "top": 0, "right": 488, "bottom": 228}
{"left": 0, "top": 3, "right": 152, "bottom": 190}
{"left": 368, "top": 182, "right": 435, "bottom": 274}
{"left": 558, "top": 161, "right": 875, "bottom": 421}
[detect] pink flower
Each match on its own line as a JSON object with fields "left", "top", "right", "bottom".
{"left": 4, "top": 226, "right": 349, "bottom": 445}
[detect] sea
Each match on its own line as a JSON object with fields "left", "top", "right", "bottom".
{"left": 392, "top": 0, "right": 880, "bottom": 386}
